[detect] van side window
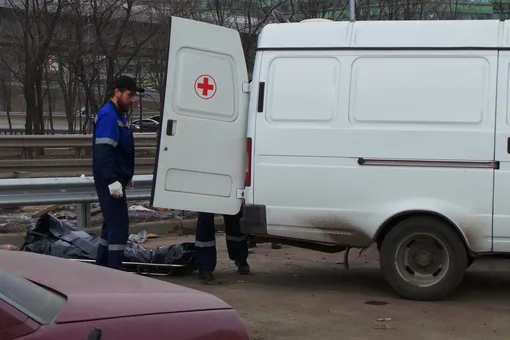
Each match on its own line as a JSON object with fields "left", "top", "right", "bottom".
{"left": 265, "top": 56, "right": 341, "bottom": 125}
{"left": 349, "top": 56, "right": 489, "bottom": 125}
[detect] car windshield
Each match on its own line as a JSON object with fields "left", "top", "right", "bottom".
{"left": 0, "top": 266, "right": 66, "bottom": 325}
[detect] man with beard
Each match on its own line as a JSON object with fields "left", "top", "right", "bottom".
{"left": 92, "top": 75, "right": 139, "bottom": 270}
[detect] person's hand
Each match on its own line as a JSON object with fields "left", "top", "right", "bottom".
{"left": 108, "top": 181, "right": 123, "bottom": 198}
{"left": 128, "top": 180, "right": 134, "bottom": 189}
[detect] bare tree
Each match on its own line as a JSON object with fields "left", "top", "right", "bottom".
{"left": 493, "top": 0, "right": 510, "bottom": 20}
{"left": 236, "top": 0, "right": 290, "bottom": 69}
{"left": 60, "top": 0, "right": 160, "bottom": 133}
{"left": 190, "top": 0, "right": 289, "bottom": 73}
{"left": 192, "top": 0, "right": 236, "bottom": 25}
{"left": 142, "top": 0, "right": 195, "bottom": 111}
{"left": 351, "top": 0, "right": 429, "bottom": 20}
{"left": 43, "top": 57, "right": 58, "bottom": 134}
{"left": 0, "top": 0, "right": 68, "bottom": 135}
{"left": 0, "top": 69, "right": 14, "bottom": 135}
{"left": 378, "top": 0, "right": 427, "bottom": 20}
{"left": 92, "top": 0, "right": 159, "bottom": 103}
{"left": 287, "top": 0, "right": 348, "bottom": 21}
{"left": 431, "top": 0, "right": 488, "bottom": 20}
{"left": 48, "top": 5, "right": 86, "bottom": 134}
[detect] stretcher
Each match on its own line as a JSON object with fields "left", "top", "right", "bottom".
{"left": 69, "top": 259, "right": 196, "bottom": 276}
{"left": 19, "top": 214, "right": 197, "bottom": 277}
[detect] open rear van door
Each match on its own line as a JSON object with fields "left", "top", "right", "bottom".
{"left": 151, "top": 17, "right": 249, "bottom": 215}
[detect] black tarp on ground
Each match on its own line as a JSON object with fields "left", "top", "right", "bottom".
{"left": 19, "top": 213, "right": 196, "bottom": 275}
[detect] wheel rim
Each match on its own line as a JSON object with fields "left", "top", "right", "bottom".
{"left": 395, "top": 232, "right": 449, "bottom": 288}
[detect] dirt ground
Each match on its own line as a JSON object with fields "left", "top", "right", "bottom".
{"left": 142, "top": 234, "right": 510, "bottom": 340}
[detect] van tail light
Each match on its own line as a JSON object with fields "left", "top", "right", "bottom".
{"left": 245, "top": 137, "right": 252, "bottom": 187}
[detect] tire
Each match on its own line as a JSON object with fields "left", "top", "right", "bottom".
{"left": 380, "top": 216, "right": 468, "bottom": 301}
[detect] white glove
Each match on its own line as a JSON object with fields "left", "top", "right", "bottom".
{"left": 108, "top": 181, "right": 123, "bottom": 198}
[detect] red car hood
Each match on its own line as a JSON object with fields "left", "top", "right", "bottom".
{"left": 0, "top": 251, "right": 231, "bottom": 323}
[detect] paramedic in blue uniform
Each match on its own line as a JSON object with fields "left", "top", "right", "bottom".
{"left": 195, "top": 209, "right": 250, "bottom": 281}
{"left": 92, "top": 75, "right": 138, "bottom": 270}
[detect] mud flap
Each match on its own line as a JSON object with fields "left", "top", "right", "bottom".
{"left": 240, "top": 205, "right": 268, "bottom": 235}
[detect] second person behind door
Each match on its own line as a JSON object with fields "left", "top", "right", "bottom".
{"left": 194, "top": 210, "right": 250, "bottom": 281}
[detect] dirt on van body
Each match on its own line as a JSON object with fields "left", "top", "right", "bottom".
{"left": 145, "top": 235, "right": 510, "bottom": 340}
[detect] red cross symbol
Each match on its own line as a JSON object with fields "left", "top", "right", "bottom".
{"left": 194, "top": 75, "right": 217, "bottom": 100}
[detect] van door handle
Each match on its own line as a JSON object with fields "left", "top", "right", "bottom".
{"left": 507, "top": 137, "right": 510, "bottom": 154}
{"left": 166, "top": 119, "right": 176, "bottom": 136}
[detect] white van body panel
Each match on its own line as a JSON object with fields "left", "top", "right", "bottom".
{"left": 494, "top": 52, "right": 510, "bottom": 252}
{"left": 256, "top": 20, "right": 501, "bottom": 49}
{"left": 243, "top": 52, "right": 265, "bottom": 206}
{"left": 252, "top": 48, "right": 497, "bottom": 253}
{"left": 155, "top": 18, "right": 510, "bottom": 255}
{"left": 151, "top": 17, "right": 249, "bottom": 215}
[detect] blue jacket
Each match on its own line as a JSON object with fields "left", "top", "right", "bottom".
{"left": 92, "top": 100, "right": 134, "bottom": 186}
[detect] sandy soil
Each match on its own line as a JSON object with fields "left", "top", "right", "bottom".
{"left": 142, "top": 234, "right": 510, "bottom": 340}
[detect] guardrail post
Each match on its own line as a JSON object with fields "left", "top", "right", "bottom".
{"left": 75, "top": 148, "right": 82, "bottom": 158}
{"left": 76, "top": 203, "right": 91, "bottom": 228}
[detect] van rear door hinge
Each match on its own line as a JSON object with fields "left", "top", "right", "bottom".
{"left": 242, "top": 83, "right": 250, "bottom": 93}
{"left": 236, "top": 189, "right": 245, "bottom": 198}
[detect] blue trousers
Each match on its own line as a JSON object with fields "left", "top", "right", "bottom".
{"left": 195, "top": 210, "right": 248, "bottom": 272}
{"left": 94, "top": 182, "right": 129, "bottom": 270}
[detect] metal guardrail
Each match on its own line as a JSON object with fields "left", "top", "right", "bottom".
{"left": 0, "top": 125, "right": 159, "bottom": 135}
{"left": 0, "top": 133, "right": 157, "bottom": 148}
{"left": 0, "top": 158, "right": 155, "bottom": 178}
{"left": 0, "top": 111, "right": 161, "bottom": 117}
{"left": 0, "top": 174, "right": 153, "bottom": 228}
{"left": 0, "top": 133, "right": 158, "bottom": 161}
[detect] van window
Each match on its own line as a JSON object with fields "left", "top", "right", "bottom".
{"left": 349, "top": 56, "right": 490, "bottom": 125}
{"left": 266, "top": 56, "right": 341, "bottom": 125}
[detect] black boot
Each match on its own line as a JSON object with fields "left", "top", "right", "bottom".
{"left": 198, "top": 270, "right": 215, "bottom": 281}
{"left": 235, "top": 261, "right": 250, "bottom": 275}
{"left": 247, "top": 236, "right": 257, "bottom": 248}
{"left": 271, "top": 242, "right": 282, "bottom": 249}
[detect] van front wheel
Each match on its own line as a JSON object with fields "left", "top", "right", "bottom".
{"left": 380, "top": 216, "right": 468, "bottom": 301}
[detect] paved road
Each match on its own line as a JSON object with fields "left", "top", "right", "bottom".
{"left": 145, "top": 235, "right": 510, "bottom": 340}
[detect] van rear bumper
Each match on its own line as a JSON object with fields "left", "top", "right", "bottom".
{"left": 240, "top": 205, "right": 268, "bottom": 235}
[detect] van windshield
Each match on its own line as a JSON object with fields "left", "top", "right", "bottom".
{"left": 0, "top": 266, "right": 66, "bottom": 325}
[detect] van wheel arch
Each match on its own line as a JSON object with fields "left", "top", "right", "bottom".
{"left": 375, "top": 211, "right": 471, "bottom": 258}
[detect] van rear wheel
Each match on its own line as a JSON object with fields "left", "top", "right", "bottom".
{"left": 380, "top": 216, "right": 468, "bottom": 301}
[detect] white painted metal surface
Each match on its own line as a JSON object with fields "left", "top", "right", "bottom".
{"left": 155, "top": 17, "right": 510, "bottom": 255}
{"left": 253, "top": 48, "right": 497, "bottom": 252}
{"left": 493, "top": 52, "right": 510, "bottom": 252}
{"left": 257, "top": 20, "right": 502, "bottom": 49}
{"left": 152, "top": 17, "right": 249, "bottom": 215}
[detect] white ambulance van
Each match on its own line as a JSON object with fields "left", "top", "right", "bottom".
{"left": 151, "top": 17, "right": 510, "bottom": 301}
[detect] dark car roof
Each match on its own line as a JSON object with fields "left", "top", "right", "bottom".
{"left": 0, "top": 251, "right": 231, "bottom": 323}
